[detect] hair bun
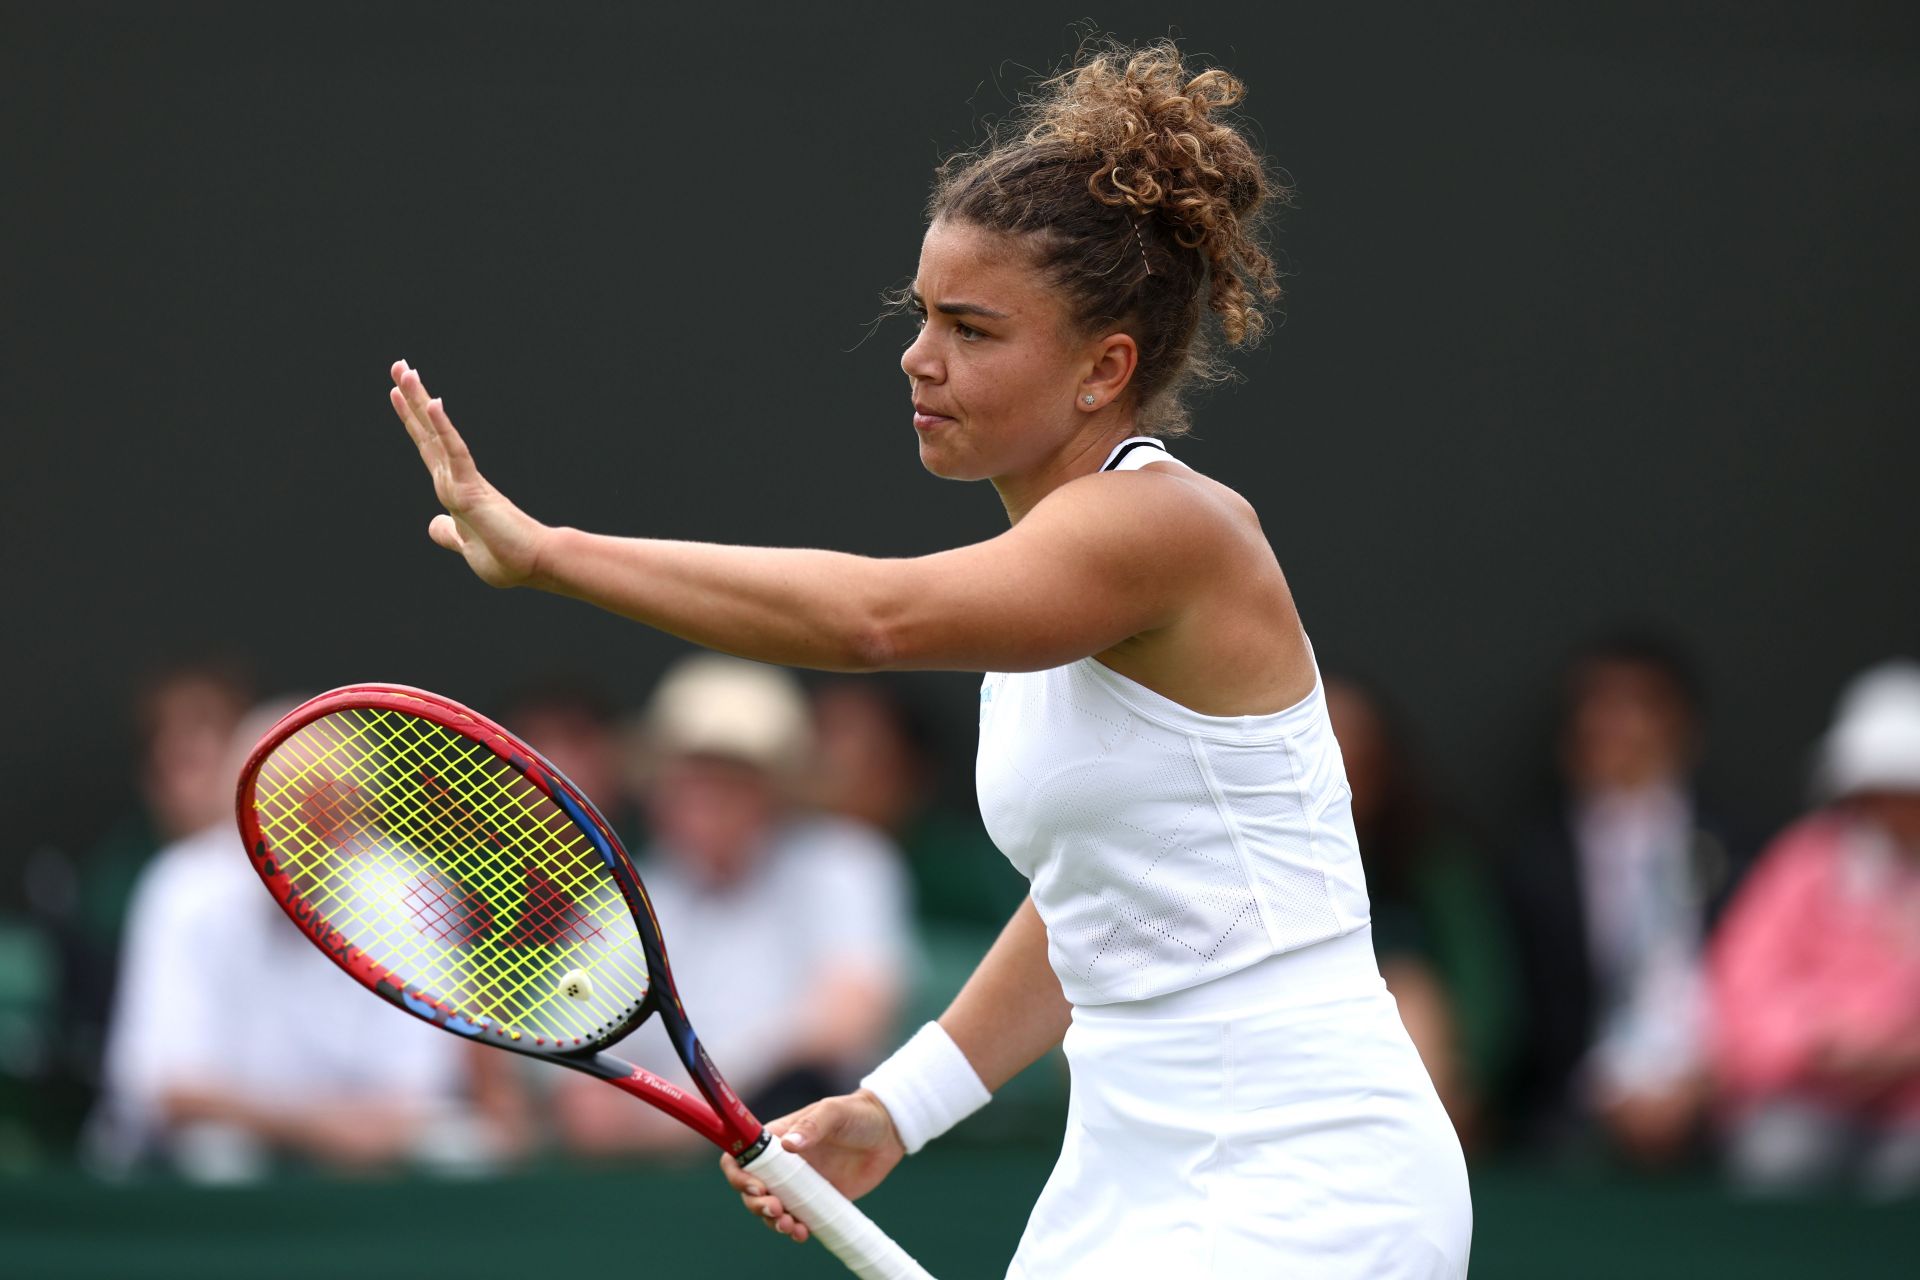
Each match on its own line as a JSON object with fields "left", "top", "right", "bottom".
{"left": 1025, "top": 39, "right": 1286, "bottom": 345}
{"left": 927, "top": 37, "right": 1288, "bottom": 435}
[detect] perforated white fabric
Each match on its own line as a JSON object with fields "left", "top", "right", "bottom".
{"left": 976, "top": 652, "right": 1371, "bottom": 1006}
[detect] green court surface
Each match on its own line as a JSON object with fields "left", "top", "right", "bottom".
{"left": 2, "top": 1154, "right": 1914, "bottom": 1278}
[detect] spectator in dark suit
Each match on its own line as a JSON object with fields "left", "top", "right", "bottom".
{"left": 1501, "top": 631, "right": 1745, "bottom": 1166}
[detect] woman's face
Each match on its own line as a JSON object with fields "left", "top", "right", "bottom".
{"left": 646, "top": 754, "right": 780, "bottom": 887}
{"left": 900, "top": 219, "right": 1095, "bottom": 481}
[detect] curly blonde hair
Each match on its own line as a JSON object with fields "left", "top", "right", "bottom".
{"left": 931, "top": 38, "right": 1289, "bottom": 436}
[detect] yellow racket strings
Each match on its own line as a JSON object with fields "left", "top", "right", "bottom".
{"left": 251, "top": 706, "right": 649, "bottom": 1045}
{"left": 254, "top": 707, "right": 644, "bottom": 1043}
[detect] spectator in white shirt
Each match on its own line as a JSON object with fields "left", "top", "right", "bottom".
{"left": 551, "top": 657, "right": 910, "bottom": 1157}
{"left": 92, "top": 702, "right": 524, "bottom": 1180}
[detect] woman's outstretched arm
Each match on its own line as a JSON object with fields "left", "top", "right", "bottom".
{"left": 389, "top": 361, "right": 1230, "bottom": 674}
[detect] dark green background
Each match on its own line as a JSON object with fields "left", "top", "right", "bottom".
{"left": 4, "top": 2, "right": 1917, "bottom": 858}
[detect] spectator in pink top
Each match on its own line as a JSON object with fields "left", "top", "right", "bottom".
{"left": 1708, "top": 659, "right": 1920, "bottom": 1198}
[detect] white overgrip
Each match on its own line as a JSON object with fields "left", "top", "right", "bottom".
{"left": 741, "top": 1138, "right": 936, "bottom": 1280}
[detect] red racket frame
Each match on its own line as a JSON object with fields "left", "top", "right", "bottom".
{"left": 235, "top": 683, "right": 766, "bottom": 1157}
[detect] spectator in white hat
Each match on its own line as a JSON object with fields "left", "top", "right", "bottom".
{"left": 551, "top": 656, "right": 911, "bottom": 1156}
{"left": 1707, "top": 660, "right": 1920, "bottom": 1197}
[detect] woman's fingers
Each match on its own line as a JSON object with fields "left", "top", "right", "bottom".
{"left": 386, "top": 358, "right": 547, "bottom": 587}
{"left": 759, "top": 1123, "right": 810, "bottom": 1243}
{"left": 764, "top": 1203, "right": 807, "bottom": 1241}
{"left": 719, "top": 1152, "right": 770, "bottom": 1200}
{"left": 720, "top": 1150, "right": 804, "bottom": 1240}
{"left": 388, "top": 362, "right": 489, "bottom": 513}
{"left": 391, "top": 362, "right": 432, "bottom": 424}
{"left": 396, "top": 364, "right": 435, "bottom": 416}
{"left": 391, "top": 386, "right": 439, "bottom": 464}
{"left": 392, "top": 365, "right": 482, "bottom": 487}
{"left": 394, "top": 370, "right": 447, "bottom": 461}
{"left": 389, "top": 361, "right": 443, "bottom": 472}
{"left": 423, "top": 395, "right": 478, "bottom": 478}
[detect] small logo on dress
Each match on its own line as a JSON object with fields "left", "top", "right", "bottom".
{"left": 980, "top": 683, "right": 994, "bottom": 703}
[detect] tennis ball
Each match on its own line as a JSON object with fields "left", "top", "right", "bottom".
{"left": 559, "top": 969, "right": 593, "bottom": 1001}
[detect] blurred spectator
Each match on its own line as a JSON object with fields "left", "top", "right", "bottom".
{"left": 807, "top": 677, "right": 1026, "bottom": 934}
{"left": 1501, "top": 631, "right": 1745, "bottom": 1166}
{"left": 1709, "top": 660, "right": 1920, "bottom": 1198}
{"left": 91, "top": 701, "right": 521, "bottom": 1180}
{"left": 552, "top": 658, "right": 910, "bottom": 1156}
{"left": 22, "top": 663, "right": 257, "bottom": 1156}
{"left": 1325, "top": 677, "right": 1516, "bottom": 1150}
{"left": 502, "top": 677, "right": 643, "bottom": 849}
{"left": 79, "top": 663, "right": 252, "bottom": 962}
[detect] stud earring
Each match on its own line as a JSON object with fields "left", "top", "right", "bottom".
{"left": 1082, "top": 394, "right": 1096, "bottom": 405}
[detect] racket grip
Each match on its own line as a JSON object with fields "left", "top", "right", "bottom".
{"left": 742, "top": 1138, "right": 936, "bottom": 1280}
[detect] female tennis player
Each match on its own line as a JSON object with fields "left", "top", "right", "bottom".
{"left": 390, "top": 39, "right": 1471, "bottom": 1279}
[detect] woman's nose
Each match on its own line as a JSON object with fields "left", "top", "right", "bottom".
{"left": 901, "top": 327, "right": 939, "bottom": 382}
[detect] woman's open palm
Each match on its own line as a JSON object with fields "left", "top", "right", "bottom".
{"left": 388, "top": 360, "right": 546, "bottom": 588}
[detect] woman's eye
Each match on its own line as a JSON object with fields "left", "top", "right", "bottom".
{"left": 904, "top": 305, "right": 981, "bottom": 341}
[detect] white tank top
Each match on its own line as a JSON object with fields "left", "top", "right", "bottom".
{"left": 974, "top": 437, "right": 1372, "bottom": 1005}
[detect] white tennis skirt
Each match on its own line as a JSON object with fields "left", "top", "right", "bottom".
{"left": 1008, "top": 926, "right": 1472, "bottom": 1279}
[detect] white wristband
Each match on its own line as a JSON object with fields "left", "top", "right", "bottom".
{"left": 860, "top": 1021, "right": 991, "bottom": 1155}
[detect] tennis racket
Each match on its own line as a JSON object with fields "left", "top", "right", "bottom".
{"left": 235, "top": 682, "right": 933, "bottom": 1280}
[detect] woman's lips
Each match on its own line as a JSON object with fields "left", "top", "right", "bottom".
{"left": 913, "top": 411, "right": 953, "bottom": 432}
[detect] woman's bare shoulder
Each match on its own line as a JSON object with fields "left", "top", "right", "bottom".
{"left": 1050, "top": 458, "right": 1261, "bottom": 544}
{"left": 1043, "top": 462, "right": 1286, "bottom": 618}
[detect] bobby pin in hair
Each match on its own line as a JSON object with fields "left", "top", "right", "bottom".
{"left": 1130, "top": 218, "right": 1153, "bottom": 276}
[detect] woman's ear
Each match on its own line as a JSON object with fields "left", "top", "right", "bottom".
{"left": 1077, "top": 332, "right": 1139, "bottom": 411}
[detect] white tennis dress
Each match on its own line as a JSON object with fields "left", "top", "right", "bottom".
{"left": 977, "top": 437, "right": 1472, "bottom": 1278}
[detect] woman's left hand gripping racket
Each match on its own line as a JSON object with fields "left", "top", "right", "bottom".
{"left": 236, "top": 683, "right": 934, "bottom": 1280}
